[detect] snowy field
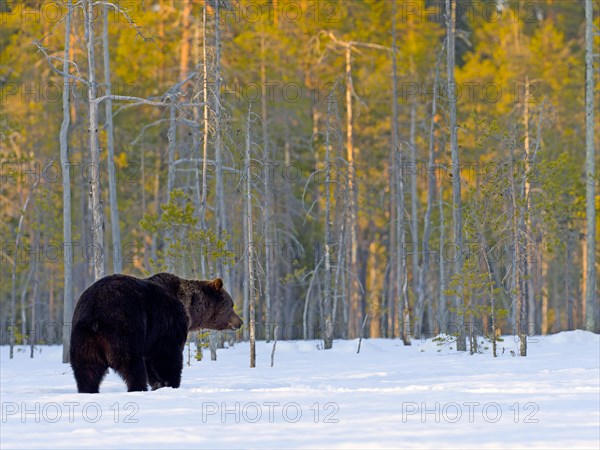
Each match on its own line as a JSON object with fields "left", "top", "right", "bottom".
{"left": 1, "top": 331, "right": 599, "bottom": 449}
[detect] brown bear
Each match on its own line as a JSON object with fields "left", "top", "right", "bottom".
{"left": 70, "top": 273, "right": 242, "bottom": 393}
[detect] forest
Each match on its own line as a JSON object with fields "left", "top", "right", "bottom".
{"left": 1, "top": 0, "right": 598, "bottom": 360}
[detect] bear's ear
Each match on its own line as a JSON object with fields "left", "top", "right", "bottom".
{"left": 210, "top": 278, "right": 223, "bottom": 291}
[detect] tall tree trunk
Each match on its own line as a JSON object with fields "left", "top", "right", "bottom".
{"left": 391, "top": 1, "right": 410, "bottom": 346}
{"left": 345, "top": 45, "right": 361, "bottom": 339}
{"left": 541, "top": 244, "right": 549, "bottom": 334}
{"left": 414, "top": 47, "right": 442, "bottom": 338}
{"left": 439, "top": 179, "right": 447, "bottom": 332}
{"left": 386, "top": 21, "right": 396, "bottom": 336}
{"left": 242, "top": 124, "right": 250, "bottom": 340}
{"left": 103, "top": 5, "right": 121, "bottom": 274}
{"left": 30, "top": 244, "right": 39, "bottom": 358}
{"left": 85, "top": 0, "right": 105, "bottom": 281}
{"left": 199, "top": 1, "right": 210, "bottom": 228}
{"left": 10, "top": 183, "right": 38, "bottom": 358}
{"left": 192, "top": 10, "right": 203, "bottom": 227}
{"left": 323, "top": 95, "right": 334, "bottom": 349}
{"left": 60, "top": 0, "right": 73, "bottom": 364}
{"left": 387, "top": 162, "right": 397, "bottom": 338}
{"left": 509, "top": 136, "right": 527, "bottom": 356}
{"left": 368, "top": 241, "right": 381, "bottom": 337}
{"left": 409, "top": 102, "right": 419, "bottom": 298}
{"left": 20, "top": 262, "right": 34, "bottom": 348}
{"left": 523, "top": 77, "right": 535, "bottom": 336}
{"left": 214, "top": 3, "right": 227, "bottom": 283}
{"left": 446, "top": 0, "right": 465, "bottom": 351}
{"left": 167, "top": 106, "right": 177, "bottom": 196}
{"left": 408, "top": 17, "right": 419, "bottom": 299}
{"left": 584, "top": 0, "right": 597, "bottom": 333}
{"left": 261, "top": 34, "right": 273, "bottom": 341}
{"left": 397, "top": 147, "right": 410, "bottom": 346}
{"left": 165, "top": 104, "right": 177, "bottom": 273}
{"left": 566, "top": 236, "right": 573, "bottom": 330}
{"left": 246, "top": 106, "right": 256, "bottom": 368}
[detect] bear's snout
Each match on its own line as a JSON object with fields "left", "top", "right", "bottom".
{"left": 229, "top": 315, "right": 243, "bottom": 330}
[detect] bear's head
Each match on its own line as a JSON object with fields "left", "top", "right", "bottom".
{"left": 186, "top": 278, "right": 243, "bottom": 331}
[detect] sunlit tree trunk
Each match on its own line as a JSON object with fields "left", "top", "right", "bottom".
{"left": 414, "top": 48, "right": 442, "bottom": 339}
{"left": 260, "top": 34, "right": 273, "bottom": 341}
{"left": 103, "top": 4, "right": 121, "bottom": 274}
{"left": 85, "top": 0, "right": 105, "bottom": 281}
{"left": 446, "top": 0, "right": 465, "bottom": 350}
{"left": 10, "top": 183, "right": 38, "bottom": 358}
{"left": 199, "top": 2, "right": 210, "bottom": 229}
{"left": 30, "top": 240, "right": 39, "bottom": 358}
{"left": 390, "top": 1, "right": 410, "bottom": 346}
{"left": 214, "top": 4, "right": 227, "bottom": 285}
{"left": 439, "top": 179, "right": 446, "bottom": 332}
{"left": 386, "top": 16, "right": 398, "bottom": 339}
{"left": 246, "top": 106, "right": 256, "bottom": 368}
{"left": 522, "top": 77, "right": 536, "bottom": 336}
{"left": 509, "top": 136, "right": 527, "bottom": 356}
{"left": 323, "top": 96, "right": 334, "bottom": 349}
{"left": 60, "top": 0, "right": 73, "bottom": 363}
{"left": 345, "top": 45, "right": 361, "bottom": 339}
{"left": 541, "top": 244, "right": 549, "bottom": 335}
{"left": 584, "top": 0, "right": 597, "bottom": 333}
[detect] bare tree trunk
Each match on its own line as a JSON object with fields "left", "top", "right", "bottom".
{"left": 446, "top": 0, "right": 465, "bottom": 351}
{"left": 439, "top": 179, "right": 447, "bottom": 333}
{"left": 20, "top": 262, "right": 34, "bottom": 348}
{"left": 214, "top": 4, "right": 227, "bottom": 282}
{"left": 414, "top": 47, "right": 442, "bottom": 338}
{"left": 103, "top": 4, "right": 121, "bottom": 273}
{"left": 85, "top": 0, "right": 105, "bottom": 281}
{"left": 566, "top": 236, "right": 573, "bottom": 330}
{"left": 387, "top": 163, "right": 397, "bottom": 338}
{"left": 523, "top": 78, "right": 535, "bottom": 336}
{"left": 165, "top": 103, "right": 177, "bottom": 273}
{"left": 10, "top": 183, "right": 38, "bottom": 358}
{"left": 167, "top": 105, "right": 177, "bottom": 196}
{"left": 323, "top": 95, "right": 334, "bottom": 349}
{"left": 333, "top": 219, "right": 346, "bottom": 335}
{"left": 541, "top": 244, "right": 549, "bottom": 334}
{"left": 303, "top": 257, "right": 322, "bottom": 340}
{"left": 345, "top": 45, "right": 361, "bottom": 339}
{"left": 386, "top": 25, "right": 396, "bottom": 337}
{"left": 242, "top": 178, "right": 250, "bottom": 340}
{"left": 582, "top": 237, "right": 588, "bottom": 327}
{"left": 60, "top": 0, "right": 73, "bottom": 364}
{"left": 584, "top": 0, "right": 598, "bottom": 333}
{"left": 409, "top": 102, "right": 419, "bottom": 298}
{"left": 192, "top": 14, "right": 203, "bottom": 225}
{"left": 261, "top": 34, "right": 273, "bottom": 342}
{"left": 482, "top": 243, "right": 497, "bottom": 357}
{"left": 30, "top": 248, "right": 39, "bottom": 358}
{"left": 199, "top": 2, "right": 210, "bottom": 227}
{"left": 391, "top": 3, "right": 410, "bottom": 346}
{"left": 397, "top": 147, "right": 410, "bottom": 346}
{"left": 509, "top": 136, "right": 527, "bottom": 356}
{"left": 246, "top": 106, "right": 256, "bottom": 368}
{"left": 368, "top": 242, "right": 381, "bottom": 337}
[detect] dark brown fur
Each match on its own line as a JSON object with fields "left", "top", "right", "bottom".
{"left": 70, "top": 273, "right": 242, "bottom": 393}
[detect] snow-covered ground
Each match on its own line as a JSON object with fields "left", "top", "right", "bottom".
{"left": 1, "top": 331, "right": 599, "bottom": 449}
